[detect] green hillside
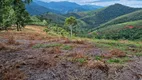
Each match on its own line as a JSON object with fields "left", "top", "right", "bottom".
{"left": 99, "top": 10, "right": 142, "bottom": 28}
{"left": 80, "top": 4, "right": 141, "bottom": 29}
{"left": 40, "top": 12, "right": 66, "bottom": 24}
{"left": 25, "top": 2, "right": 52, "bottom": 15}
{"left": 94, "top": 20, "right": 142, "bottom": 40}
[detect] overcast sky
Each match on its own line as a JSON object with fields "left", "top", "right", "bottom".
{"left": 39, "top": 0, "right": 142, "bottom": 7}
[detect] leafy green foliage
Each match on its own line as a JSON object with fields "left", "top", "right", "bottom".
{"left": 13, "top": 0, "right": 30, "bottom": 31}
{"left": 65, "top": 16, "right": 77, "bottom": 37}
{"left": 0, "top": 0, "right": 15, "bottom": 30}
{"left": 94, "top": 20, "right": 142, "bottom": 40}
{"left": 65, "top": 16, "right": 77, "bottom": 26}
{"left": 0, "top": 0, "right": 30, "bottom": 31}
{"left": 29, "top": 16, "right": 48, "bottom": 26}
{"left": 44, "top": 25, "right": 70, "bottom": 37}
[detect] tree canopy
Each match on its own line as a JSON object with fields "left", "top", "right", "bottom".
{"left": 0, "top": 0, "right": 31, "bottom": 31}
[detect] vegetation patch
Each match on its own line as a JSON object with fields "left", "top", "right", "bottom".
{"left": 95, "top": 56, "right": 102, "bottom": 61}
{"left": 75, "top": 58, "right": 87, "bottom": 64}
{"left": 33, "top": 43, "right": 62, "bottom": 48}
{"left": 106, "top": 57, "right": 131, "bottom": 64}
{"left": 135, "top": 53, "right": 142, "bottom": 57}
{"left": 61, "top": 45, "right": 73, "bottom": 50}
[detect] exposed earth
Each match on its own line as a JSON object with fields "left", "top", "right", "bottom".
{"left": 0, "top": 26, "right": 142, "bottom": 80}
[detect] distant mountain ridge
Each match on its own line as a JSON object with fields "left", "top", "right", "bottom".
{"left": 80, "top": 3, "right": 141, "bottom": 29}
{"left": 33, "top": 1, "right": 102, "bottom": 14}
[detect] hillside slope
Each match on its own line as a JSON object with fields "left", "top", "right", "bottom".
{"left": 81, "top": 4, "right": 141, "bottom": 28}
{"left": 25, "top": 2, "right": 52, "bottom": 15}
{"left": 94, "top": 20, "right": 142, "bottom": 40}
{"left": 99, "top": 10, "right": 142, "bottom": 28}
{"left": 40, "top": 12, "right": 66, "bottom": 24}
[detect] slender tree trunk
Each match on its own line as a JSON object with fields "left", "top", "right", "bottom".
{"left": 16, "top": 23, "right": 19, "bottom": 31}
{"left": 69, "top": 25, "right": 73, "bottom": 38}
{"left": 4, "top": 27, "right": 8, "bottom": 31}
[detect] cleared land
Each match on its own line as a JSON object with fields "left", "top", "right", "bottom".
{"left": 0, "top": 25, "right": 142, "bottom": 80}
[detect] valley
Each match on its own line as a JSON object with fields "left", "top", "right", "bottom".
{"left": 0, "top": 0, "right": 142, "bottom": 80}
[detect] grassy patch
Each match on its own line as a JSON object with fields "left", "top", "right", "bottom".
{"left": 33, "top": 43, "right": 62, "bottom": 48}
{"left": 135, "top": 53, "right": 142, "bottom": 57}
{"left": 95, "top": 56, "right": 102, "bottom": 60}
{"left": 61, "top": 45, "right": 73, "bottom": 50}
{"left": 93, "top": 39, "right": 142, "bottom": 54}
{"left": 75, "top": 58, "right": 87, "bottom": 64}
{"left": 106, "top": 57, "right": 131, "bottom": 64}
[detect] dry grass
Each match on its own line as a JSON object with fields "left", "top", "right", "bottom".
{"left": 33, "top": 56, "right": 57, "bottom": 69}
{"left": 72, "top": 40, "right": 86, "bottom": 44}
{"left": 0, "top": 43, "right": 21, "bottom": 52}
{"left": 87, "top": 60, "right": 109, "bottom": 72}
{"left": 47, "top": 47, "right": 62, "bottom": 54}
{"left": 0, "top": 43, "right": 7, "bottom": 50}
{"left": 7, "top": 36, "right": 20, "bottom": 45}
{"left": 28, "top": 41, "right": 36, "bottom": 47}
{"left": 1, "top": 63, "right": 27, "bottom": 80}
{"left": 102, "top": 49, "right": 126, "bottom": 58}
{"left": 67, "top": 50, "right": 87, "bottom": 59}
{"left": 7, "top": 36, "right": 16, "bottom": 44}
{"left": 63, "top": 39, "right": 86, "bottom": 44}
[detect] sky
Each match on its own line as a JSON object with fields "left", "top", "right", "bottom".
{"left": 39, "top": 0, "right": 142, "bottom": 8}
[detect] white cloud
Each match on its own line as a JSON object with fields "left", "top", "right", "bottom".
{"left": 39, "top": 0, "right": 142, "bottom": 7}
{"left": 91, "top": 1, "right": 142, "bottom": 8}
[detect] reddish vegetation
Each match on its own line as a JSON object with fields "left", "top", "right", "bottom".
{"left": 102, "top": 49, "right": 126, "bottom": 58}
{"left": 87, "top": 60, "right": 108, "bottom": 71}
{"left": 63, "top": 39, "right": 86, "bottom": 44}
{"left": 125, "top": 25, "right": 134, "bottom": 29}
{"left": 33, "top": 56, "right": 57, "bottom": 69}
{"left": 48, "top": 47, "right": 62, "bottom": 54}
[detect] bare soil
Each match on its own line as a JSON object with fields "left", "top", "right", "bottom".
{"left": 0, "top": 26, "right": 142, "bottom": 80}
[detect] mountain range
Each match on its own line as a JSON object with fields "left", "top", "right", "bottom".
{"left": 26, "top": 1, "right": 102, "bottom": 15}
{"left": 26, "top": 1, "right": 142, "bottom": 39}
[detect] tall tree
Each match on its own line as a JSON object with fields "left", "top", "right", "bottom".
{"left": 65, "top": 16, "right": 77, "bottom": 37}
{"left": 13, "top": 0, "right": 30, "bottom": 31}
{"left": 0, "top": 0, "right": 15, "bottom": 30}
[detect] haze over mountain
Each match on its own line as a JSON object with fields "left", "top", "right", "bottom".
{"left": 26, "top": 1, "right": 102, "bottom": 15}
{"left": 25, "top": 0, "right": 142, "bottom": 39}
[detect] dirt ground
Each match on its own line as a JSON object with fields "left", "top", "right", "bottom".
{"left": 0, "top": 26, "right": 142, "bottom": 80}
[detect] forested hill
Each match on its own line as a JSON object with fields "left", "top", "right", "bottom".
{"left": 80, "top": 4, "right": 141, "bottom": 28}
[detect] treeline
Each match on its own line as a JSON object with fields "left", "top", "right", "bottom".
{"left": 0, "top": 0, "right": 31, "bottom": 31}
